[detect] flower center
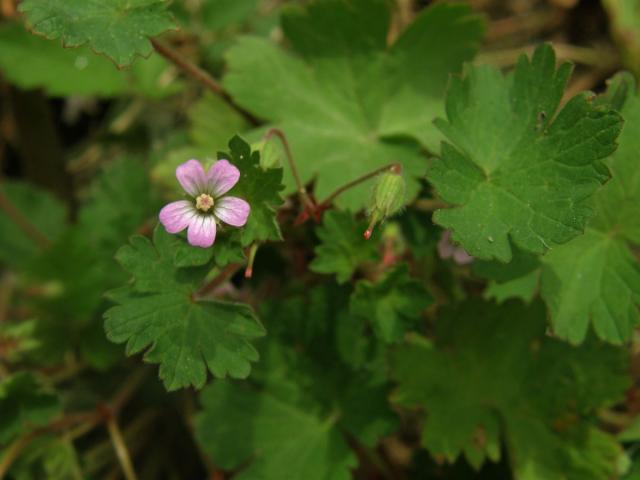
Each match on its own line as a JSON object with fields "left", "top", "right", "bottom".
{"left": 195, "top": 193, "right": 214, "bottom": 212}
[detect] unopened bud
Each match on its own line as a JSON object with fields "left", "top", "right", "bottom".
{"left": 364, "top": 165, "right": 405, "bottom": 240}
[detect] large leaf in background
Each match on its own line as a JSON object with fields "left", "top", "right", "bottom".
{"left": 196, "top": 380, "right": 355, "bottom": 480}
{"left": 19, "top": 0, "right": 176, "bottom": 67}
{"left": 310, "top": 210, "right": 379, "bottom": 284}
{"left": 350, "top": 264, "right": 432, "bottom": 343}
{"left": 104, "top": 227, "right": 265, "bottom": 390}
{"left": 218, "top": 136, "right": 284, "bottom": 246}
{"left": 391, "top": 300, "right": 629, "bottom": 479}
{"left": 224, "top": 0, "right": 484, "bottom": 209}
{"left": 0, "top": 373, "right": 60, "bottom": 444}
{"left": 196, "top": 283, "right": 397, "bottom": 479}
{"left": 427, "top": 44, "right": 622, "bottom": 261}
{"left": 0, "top": 23, "right": 180, "bottom": 97}
{"left": 0, "top": 183, "right": 66, "bottom": 269}
{"left": 540, "top": 74, "right": 640, "bottom": 344}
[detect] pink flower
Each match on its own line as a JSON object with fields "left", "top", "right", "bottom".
{"left": 159, "top": 159, "right": 250, "bottom": 248}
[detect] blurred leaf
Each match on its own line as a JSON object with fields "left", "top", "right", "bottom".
{"left": 78, "top": 158, "right": 156, "bottom": 253}
{"left": 218, "top": 136, "right": 284, "bottom": 246}
{"left": 7, "top": 435, "right": 81, "bottom": 480}
{"left": 428, "top": 44, "right": 622, "bottom": 261}
{"left": 224, "top": 1, "right": 483, "bottom": 209}
{"left": 104, "top": 227, "right": 265, "bottom": 390}
{"left": 350, "top": 264, "right": 432, "bottom": 343}
{"left": 201, "top": 0, "right": 260, "bottom": 31}
{"left": 19, "top": 0, "right": 176, "bottom": 67}
{"left": 603, "top": 0, "right": 640, "bottom": 77}
{"left": 189, "top": 93, "right": 249, "bottom": 152}
{"left": 195, "top": 380, "right": 356, "bottom": 480}
{"left": 310, "top": 210, "right": 378, "bottom": 284}
{"left": 0, "top": 182, "right": 66, "bottom": 270}
{"left": 391, "top": 299, "right": 629, "bottom": 478}
{"left": 0, "top": 373, "right": 59, "bottom": 444}
{"left": 0, "top": 23, "right": 181, "bottom": 97}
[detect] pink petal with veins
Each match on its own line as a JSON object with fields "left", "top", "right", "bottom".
{"left": 159, "top": 200, "right": 197, "bottom": 234}
{"left": 208, "top": 159, "right": 240, "bottom": 197}
{"left": 214, "top": 196, "right": 250, "bottom": 227}
{"left": 187, "top": 215, "right": 217, "bottom": 248}
{"left": 176, "top": 159, "right": 207, "bottom": 197}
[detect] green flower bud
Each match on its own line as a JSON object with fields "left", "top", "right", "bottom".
{"left": 364, "top": 165, "right": 405, "bottom": 240}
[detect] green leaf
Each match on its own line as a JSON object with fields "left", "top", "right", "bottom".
{"left": 540, "top": 84, "right": 640, "bottom": 344}
{"left": 603, "top": 0, "right": 640, "bottom": 78}
{"left": 427, "top": 44, "right": 622, "bottom": 261}
{"left": 19, "top": 0, "right": 177, "bottom": 67}
{"left": 391, "top": 300, "right": 629, "bottom": 478}
{"left": 5, "top": 436, "right": 81, "bottom": 480}
{"left": 0, "top": 373, "right": 60, "bottom": 444}
{"left": 201, "top": 0, "right": 260, "bottom": 31}
{"left": 224, "top": 1, "right": 484, "bottom": 209}
{"left": 310, "top": 210, "right": 378, "bottom": 284}
{"left": 195, "top": 380, "right": 356, "bottom": 480}
{"left": 0, "top": 182, "right": 66, "bottom": 269}
{"left": 0, "top": 23, "right": 181, "bottom": 97}
{"left": 350, "top": 264, "right": 432, "bottom": 343}
{"left": 78, "top": 158, "right": 156, "bottom": 253}
{"left": 218, "top": 136, "right": 284, "bottom": 246}
{"left": 189, "top": 94, "right": 249, "bottom": 152}
{"left": 104, "top": 227, "right": 265, "bottom": 390}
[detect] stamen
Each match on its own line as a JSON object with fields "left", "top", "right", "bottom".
{"left": 195, "top": 193, "right": 214, "bottom": 212}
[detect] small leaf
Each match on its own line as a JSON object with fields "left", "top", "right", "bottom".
{"left": 218, "top": 136, "right": 284, "bottom": 246}
{"left": 350, "top": 264, "right": 432, "bottom": 343}
{"left": 104, "top": 227, "right": 265, "bottom": 390}
{"left": 428, "top": 44, "right": 622, "bottom": 261}
{"left": 310, "top": 210, "right": 378, "bottom": 284}
{"left": 19, "top": 0, "right": 177, "bottom": 67}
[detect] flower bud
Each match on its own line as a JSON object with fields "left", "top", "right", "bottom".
{"left": 364, "top": 165, "right": 405, "bottom": 240}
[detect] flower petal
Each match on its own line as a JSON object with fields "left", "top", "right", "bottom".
{"left": 187, "top": 215, "right": 217, "bottom": 248}
{"left": 159, "top": 200, "right": 197, "bottom": 234}
{"left": 214, "top": 196, "right": 250, "bottom": 227}
{"left": 208, "top": 159, "right": 240, "bottom": 197}
{"left": 176, "top": 159, "right": 207, "bottom": 196}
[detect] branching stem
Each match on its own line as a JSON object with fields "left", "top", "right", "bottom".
{"left": 317, "top": 162, "right": 401, "bottom": 210}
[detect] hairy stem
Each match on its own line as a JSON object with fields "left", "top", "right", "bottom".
{"left": 318, "top": 162, "right": 402, "bottom": 209}
{"left": 263, "top": 128, "right": 317, "bottom": 214}
{"left": 150, "top": 39, "right": 256, "bottom": 125}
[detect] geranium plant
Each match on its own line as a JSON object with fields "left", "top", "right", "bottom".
{"left": 1, "top": 0, "right": 639, "bottom": 479}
